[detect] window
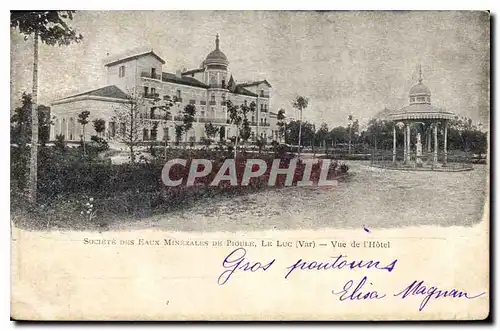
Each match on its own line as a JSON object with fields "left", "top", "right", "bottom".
{"left": 151, "top": 68, "right": 156, "bottom": 78}
{"left": 119, "top": 65, "right": 126, "bottom": 78}
{"left": 110, "top": 122, "right": 116, "bottom": 138}
{"left": 211, "top": 94, "right": 215, "bottom": 102}
{"left": 260, "top": 89, "right": 264, "bottom": 97}
{"left": 189, "top": 99, "right": 196, "bottom": 105}
{"left": 260, "top": 104, "right": 263, "bottom": 111}
{"left": 176, "top": 90, "right": 182, "bottom": 101}
{"left": 151, "top": 128, "right": 157, "bottom": 141}
{"left": 221, "top": 94, "right": 226, "bottom": 104}
{"left": 120, "top": 123, "right": 126, "bottom": 136}
{"left": 143, "top": 128, "right": 149, "bottom": 141}
{"left": 417, "top": 96, "right": 425, "bottom": 102}
{"left": 244, "top": 100, "right": 247, "bottom": 106}
{"left": 144, "top": 86, "right": 149, "bottom": 96}
{"left": 163, "top": 128, "right": 169, "bottom": 141}
{"left": 150, "top": 87, "right": 156, "bottom": 97}
{"left": 222, "top": 79, "right": 226, "bottom": 88}
{"left": 150, "top": 107, "right": 155, "bottom": 119}
{"left": 69, "top": 117, "right": 74, "bottom": 140}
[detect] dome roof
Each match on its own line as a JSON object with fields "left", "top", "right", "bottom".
{"left": 409, "top": 82, "right": 431, "bottom": 96}
{"left": 386, "top": 104, "right": 455, "bottom": 121}
{"left": 204, "top": 34, "right": 229, "bottom": 67}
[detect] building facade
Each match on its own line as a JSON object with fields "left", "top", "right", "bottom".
{"left": 50, "top": 35, "right": 280, "bottom": 145}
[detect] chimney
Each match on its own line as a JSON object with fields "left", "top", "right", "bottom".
{"left": 176, "top": 70, "right": 181, "bottom": 78}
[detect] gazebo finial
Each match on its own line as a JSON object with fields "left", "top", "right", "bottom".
{"left": 418, "top": 64, "right": 423, "bottom": 84}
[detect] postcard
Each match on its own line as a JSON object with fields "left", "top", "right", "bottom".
{"left": 10, "top": 10, "right": 490, "bottom": 321}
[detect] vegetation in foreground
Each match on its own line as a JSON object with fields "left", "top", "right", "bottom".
{"left": 11, "top": 143, "right": 349, "bottom": 232}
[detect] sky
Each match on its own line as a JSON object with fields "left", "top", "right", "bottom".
{"left": 10, "top": 11, "right": 490, "bottom": 129}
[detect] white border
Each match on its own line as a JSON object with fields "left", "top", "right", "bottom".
{"left": 3, "top": 1, "right": 497, "bottom": 329}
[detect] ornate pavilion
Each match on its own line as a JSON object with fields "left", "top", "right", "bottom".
{"left": 384, "top": 66, "right": 461, "bottom": 170}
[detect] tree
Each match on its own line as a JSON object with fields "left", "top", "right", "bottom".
{"left": 10, "top": 93, "right": 52, "bottom": 147}
{"left": 256, "top": 137, "right": 267, "bottom": 154}
{"left": 182, "top": 104, "right": 196, "bottom": 147}
{"left": 316, "top": 123, "right": 329, "bottom": 152}
{"left": 93, "top": 118, "right": 106, "bottom": 137}
{"left": 11, "top": 10, "right": 83, "bottom": 202}
{"left": 77, "top": 110, "right": 90, "bottom": 155}
{"left": 219, "top": 126, "right": 226, "bottom": 142}
{"left": 239, "top": 101, "right": 256, "bottom": 149}
{"left": 175, "top": 125, "right": 184, "bottom": 146}
{"left": 204, "top": 122, "right": 219, "bottom": 148}
{"left": 277, "top": 108, "right": 286, "bottom": 143}
{"left": 292, "top": 96, "right": 309, "bottom": 159}
{"left": 150, "top": 94, "right": 174, "bottom": 158}
{"left": 112, "top": 96, "right": 146, "bottom": 163}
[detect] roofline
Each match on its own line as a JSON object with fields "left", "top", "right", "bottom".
{"left": 181, "top": 68, "right": 205, "bottom": 75}
{"left": 105, "top": 51, "right": 166, "bottom": 67}
{"left": 237, "top": 80, "right": 272, "bottom": 88}
{"left": 51, "top": 95, "right": 131, "bottom": 106}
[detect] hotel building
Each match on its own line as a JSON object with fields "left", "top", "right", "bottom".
{"left": 50, "top": 35, "right": 280, "bottom": 144}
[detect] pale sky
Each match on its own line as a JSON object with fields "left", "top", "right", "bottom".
{"left": 10, "top": 11, "right": 490, "bottom": 128}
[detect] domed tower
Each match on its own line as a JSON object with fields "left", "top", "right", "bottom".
{"left": 203, "top": 34, "right": 229, "bottom": 89}
{"left": 409, "top": 65, "right": 431, "bottom": 105}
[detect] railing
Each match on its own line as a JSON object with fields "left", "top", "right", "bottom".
{"left": 189, "top": 100, "right": 196, "bottom": 104}
{"left": 198, "top": 117, "right": 227, "bottom": 124}
{"left": 260, "top": 122, "right": 270, "bottom": 127}
{"left": 260, "top": 108, "right": 268, "bottom": 113}
{"left": 209, "top": 101, "right": 217, "bottom": 105}
{"left": 140, "top": 71, "right": 162, "bottom": 80}
{"left": 370, "top": 150, "right": 478, "bottom": 171}
{"left": 200, "top": 101, "right": 207, "bottom": 105}
{"left": 259, "top": 92, "right": 270, "bottom": 98}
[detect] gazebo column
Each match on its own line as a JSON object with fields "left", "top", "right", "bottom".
{"left": 403, "top": 123, "right": 407, "bottom": 164}
{"left": 433, "top": 123, "right": 438, "bottom": 164}
{"left": 427, "top": 129, "right": 431, "bottom": 152}
{"left": 443, "top": 121, "right": 448, "bottom": 166}
{"left": 406, "top": 123, "right": 411, "bottom": 163}
{"left": 392, "top": 125, "right": 396, "bottom": 164}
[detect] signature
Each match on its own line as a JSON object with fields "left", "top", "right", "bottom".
{"left": 393, "top": 279, "right": 486, "bottom": 311}
{"left": 331, "top": 276, "right": 486, "bottom": 311}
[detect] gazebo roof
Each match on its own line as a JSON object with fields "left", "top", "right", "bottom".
{"left": 386, "top": 103, "right": 455, "bottom": 121}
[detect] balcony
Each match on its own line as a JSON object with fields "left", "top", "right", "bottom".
{"left": 200, "top": 100, "right": 207, "bottom": 105}
{"left": 141, "top": 71, "right": 162, "bottom": 80}
{"left": 209, "top": 101, "right": 217, "bottom": 105}
{"left": 198, "top": 117, "right": 227, "bottom": 124}
{"left": 173, "top": 96, "right": 183, "bottom": 103}
{"left": 260, "top": 108, "right": 268, "bottom": 113}
{"left": 259, "top": 92, "right": 270, "bottom": 98}
{"left": 260, "top": 122, "right": 270, "bottom": 127}
{"left": 189, "top": 99, "right": 196, "bottom": 105}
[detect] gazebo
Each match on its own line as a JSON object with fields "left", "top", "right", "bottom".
{"left": 384, "top": 67, "right": 458, "bottom": 169}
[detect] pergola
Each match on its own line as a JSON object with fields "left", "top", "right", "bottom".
{"left": 385, "top": 70, "right": 456, "bottom": 167}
